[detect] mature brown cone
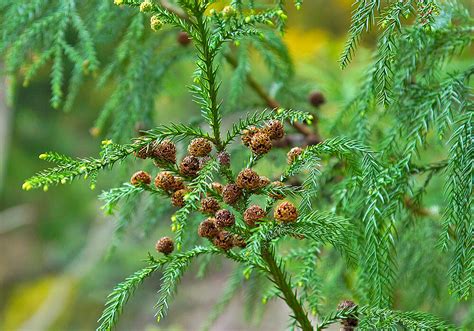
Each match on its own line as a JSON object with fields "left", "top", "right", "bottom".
{"left": 155, "top": 237, "right": 174, "bottom": 255}
{"left": 258, "top": 176, "right": 271, "bottom": 188}
{"left": 233, "top": 235, "right": 247, "bottom": 248}
{"left": 243, "top": 205, "right": 266, "bottom": 227}
{"left": 198, "top": 218, "right": 219, "bottom": 239}
{"left": 250, "top": 132, "right": 272, "bottom": 155}
{"left": 222, "top": 183, "right": 242, "bottom": 205}
{"left": 308, "top": 91, "right": 326, "bottom": 108}
{"left": 274, "top": 201, "right": 298, "bottom": 223}
{"left": 264, "top": 120, "right": 285, "bottom": 140}
{"left": 217, "top": 151, "right": 230, "bottom": 166}
{"left": 213, "top": 230, "right": 234, "bottom": 250}
{"left": 154, "top": 172, "right": 183, "bottom": 192}
{"left": 211, "top": 182, "right": 223, "bottom": 195}
{"left": 134, "top": 144, "right": 153, "bottom": 159}
{"left": 179, "top": 155, "right": 200, "bottom": 177}
{"left": 152, "top": 139, "right": 176, "bottom": 164}
{"left": 171, "top": 189, "right": 187, "bottom": 207}
{"left": 188, "top": 138, "right": 212, "bottom": 157}
{"left": 215, "top": 209, "right": 235, "bottom": 228}
{"left": 287, "top": 147, "right": 303, "bottom": 164}
{"left": 236, "top": 168, "right": 261, "bottom": 191}
{"left": 241, "top": 126, "right": 260, "bottom": 146}
{"left": 177, "top": 31, "right": 191, "bottom": 46}
{"left": 337, "top": 300, "right": 358, "bottom": 330}
{"left": 269, "top": 181, "right": 285, "bottom": 200}
{"left": 130, "top": 171, "right": 152, "bottom": 186}
{"left": 200, "top": 197, "right": 220, "bottom": 215}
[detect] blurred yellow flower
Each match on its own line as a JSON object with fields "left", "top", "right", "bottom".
{"left": 284, "top": 27, "right": 329, "bottom": 60}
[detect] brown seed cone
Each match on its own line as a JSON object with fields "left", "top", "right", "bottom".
{"left": 177, "top": 31, "right": 191, "bottom": 46}
{"left": 337, "top": 300, "right": 358, "bottom": 329}
{"left": 211, "top": 182, "right": 223, "bottom": 195}
{"left": 243, "top": 205, "right": 266, "bottom": 227}
{"left": 199, "top": 156, "right": 212, "bottom": 170}
{"left": 215, "top": 209, "right": 235, "bottom": 228}
{"left": 154, "top": 172, "right": 183, "bottom": 192}
{"left": 179, "top": 155, "right": 200, "bottom": 177}
{"left": 287, "top": 147, "right": 303, "bottom": 164}
{"left": 269, "top": 181, "right": 285, "bottom": 199}
{"left": 250, "top": 132, "right": 272, "bottom": 155}
{"left": 308, "top": 91, "right": 326, "bottom": 108}
{"left": 236, "top": 168, "right": 261, "bottom": 191}
{"left": 152, "top": 140, "right": 177, "bottom": 164}
{"left": 188, "top": 138, "right": 212, "bottom": 157}
{"left": 274, "top": 201, "right": 298, "bottom": 223}
{"left": 201, "top": 197, "right": 220, "bottom": 215}
{"left": 241, "top": 126, "right": 261, "bottom": 147}
{"left": 222, "top": 184, "right": 242, "bottom": 205}
{"left": 171, "top": 189, "right": 188, "bottom": 207}
{"left": 198, "top": 218, "right": 219, "bottom": 239}
{"left": 217, "top": 151, "right": 231, "bottom": 166}
{"left": 130, "top": 171, "right": 152, "bottom": 186}
{"left": 134, "top": 144, "right": 153, "bottom": 159}
{"left": 155, "top": 237, "right": 174, "bottom": 255}
{"left": 233, "top": 235, "right": 247, "bottom": 248}
{"left": 264, "top": 120, "right": 285, "bottom": 140}
{"left": 213, "top": 230, "right": 234, "bottom": 250}
{"left": 259, "top": 176, "right": 271, "bottom": 188}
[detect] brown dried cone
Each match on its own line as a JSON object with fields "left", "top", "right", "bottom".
{"left": 177, "top": 31, "right": 191, "bottom": 46}
{"left": 130, "top": 171, "right": 151, "bottom": 186}
{"left": 152, "top": 139, "right": 177, "bottom": 164}
{"left": 200, "top": 197, "right": 220, "bottom": 215}
{"left": 171, "top": 189, "right": 188, "bottom": 207}
{"left": 243, "top": 205, "right": 266, "bottom": 227}
{"left": 134, "top": 144, "right": 153, "bottom": 159}
{"left": 217, "top": 151, "right": 230, "bottom": 166}
{"left": 211, "top": 182, "right": 223, "bottom": 195}
{"left": 179, "top": 155, "right": 200, "bottom": 177}
{"left": 199, "top": 156, "right": 212, "bottom": 169}
{"left": 213, "top": 230, "right": 234, "bottom": 250}
{"left": 269, "top": 181, "right": 285, "bottom": 200}
{"left": 154, "top": 172, "right": 184, "bottom": 192}
{"left": 337, "top": 300, "right": 358, "bottom": 330}
{"left": 188, "top": 138, "right": 212, "bottom": 157}
{"left": 274, "top": 201, "right": 298, "bottom": 223}
{"left": 259, "top": 176, "right": 271, "bottom": 188}
{"left": 215, "top": 209, "right": 235, "bottom": 228}
{"left": 308, "top": 91, "right": 326, "bottom": 107}
{"left": 198, "top": 218, "right": 219, "bottom": 239}
{"left": 236, "top": 168, "right": 261, "bottom": 191}
{"left": 222, "top": 184, "right": 242, "bottom": 205}
{"left": 264, "top": 120, "right": 285, "bottom": 140}
{"left": 250, "top": 132, "right": 272, "bottom": 155}
{"left": 287, "top": 147, "right": 303, "bottom": 164}
{"left": 241, "top": 126, "right": 260, "bottom": 146}
{"left": 155, "top": 237, "right": 174, "bottom": 255}
{"left": 233, "top": 235, "right": 247, "bottom": 248}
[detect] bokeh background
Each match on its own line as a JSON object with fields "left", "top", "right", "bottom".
{"left": 0, "top": 0, "right": 471, "bottom": 330}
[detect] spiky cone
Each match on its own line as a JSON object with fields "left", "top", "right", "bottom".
{"left": 188, "top": 138, "right": 212, "bottom": 157}
{"left": 264, "top": 120, "right": 285, "bottom": 140}
{"left": 287, "top": 147, "right": 303, "bottom": 164}
{"left": 215, "top": 209, "right": 235, "bottom": 228}
{"left": 241, "top": 126, "right": 260, "bottom": 147}
{"left": 233, "top": 235, "right": 247, "bottom": 248}
{"left": 269, "top": 181, "right": 285, "bottom": 200}
{"left": 179, "top": 155, "right": 200, "bottom": 177}
{"left": 152, "top": 139, "right": 176, "bottom": 164}
{"left": 130, "top": 171, "right": 151, "bottom": 186}
{"left": 177, "top": 31, "right": 191, "bottom": 46}
{"left": 198, "top": 218, "right": 219, "bottom": 239}
{"left": 308, "top": 91, "right": 326, "bottom": 107}
{"left": 222, "top": 183, "right": 242, "bottom": 205}
{"left": 213, "top": 230, "right": 234, "bottom": 250}
{"left": 155, "top": 237, "right": 174, "bottom": 255}
{"left": 171, "top": 189, "right": 188, "bottom": 207}
{"left": 337, "top": 300, "right": 358, "bottom": 330}
{"left": 250, "top": 132, "right": 272, "bottom": 155}
{"left": 243, "top": 205, "right": 266, "bottom": 227}
{"left": 236, "top": 168, "right": 261, "bottom": 191}
{"left": 258, "top": 176, "right": 271, "bottom": 189}
{"left": 154, "top": 172, "right": 184, "bottom": 192}
{"left": 274, "top": 201, "right": 298, "bottom": 223}
{"left": 217, "top": 151, "right": 230, "bottom": 166}
{"left": 200, "top": 197, "right": 220, "bottom": 215}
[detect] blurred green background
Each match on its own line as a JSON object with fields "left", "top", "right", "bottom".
{"left": 0, "top": 0, "right": 471, "bottom": 330}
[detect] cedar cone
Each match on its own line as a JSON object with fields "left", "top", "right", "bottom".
{"left": 198, "top": 218, "right": 219, "bottom": 239}
{"left": 241, "top": 126, "right": 261, "bottom": 146}
{"left": 269, "top": 181, "right": 285, "bottom": 199}
{"left": 274, "top": 201, "right": 298, "bottom": 223}
{"left": 233, "top": 235, "right": 247, "bottom": 248}
{"left": 188, "top": 138, "right": 212, "bottom": 157}
{"left": 130, "top": 171, "right": 151, "bottom": 186}
{"left": 217, "top": 151, "right": 231, "bottom": 166}
{"left": 152, "top": 140, "right": 176, "bottom": 164}
{"left": 177, "top": 31, "right": 191, "bottom": 46}
{"left": 213, "top": 230, "right": 234, "bottom": 250}
{"left": 337, "top": 300, "right": 358, "bottom": 330}
{"left": 171, "top": 189, "right": 187, "bottom": 207}
{"left": 155, "top": 237, "right": 174, "bottom": 255}
{"left": 259, "top": 176, "right": 271, "bottom": 188}
{"left": 308, "top": 91, "right": 326, "bottom": 107}
{"left": 154, "top": 172, "right": 183, "bottom": 192}
{"left": 215, "top": 209, "right": 235, "bottom": 228}
{"left": 179, "top": 155, "right": 200, "bottom": 177}
{"left": 264, "top": 120, "right": 285, "bottom": 140}
{"left": 211, "top": 182, "right": 223, "bottom": 195}
{"left": 201, "top": 197, "right": 220, "bottom": 215}
{"left": 243, "top": 205, "right": 266, "bottom": 227}
{"left": 222, "top": 184, "right": 242, "bottom": 205}
{"left": 150, "top": 15, "right": 163, "bottom": 31}
{"left": 139, "top": 1, "right": 152, "bottom": 12}
{"left": 134, "top": 144, "right": 153, "bottom": 159}
{"left": 250, "top": 132, "right": 272, "bottom": 155}
{"left": 236, "top": 168, "right": 261, "bottom": 191}
{"left": 287, "top": 147, "right": 303, "bottom": 164}
{"left": 199, "top": 156, "right": 212, "bottom": 169}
